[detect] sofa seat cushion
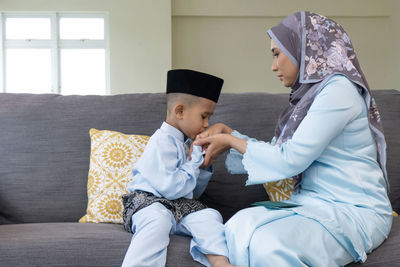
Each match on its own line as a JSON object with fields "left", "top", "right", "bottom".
{"left": 347, "top": 217, "right": 400, "bottom": 266}
{"left": 0, "top": 222, "right": 202, "bottom": 266}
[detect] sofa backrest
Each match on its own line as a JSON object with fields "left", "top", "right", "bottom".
{"left": 0, "top": 93, "right": 166, "bottom": 224}
{"left": 0, "top": 90, "right": 398, "bottom": 224}
{"left": 373, "top": 90, "right": 400, "bottom": 213}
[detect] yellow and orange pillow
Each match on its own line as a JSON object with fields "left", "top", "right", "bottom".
{"left": 79, "top": 129, "right": 149, "bottom": 224}
{"left": 263, "top": 178, "right": 295, "bottom": 201}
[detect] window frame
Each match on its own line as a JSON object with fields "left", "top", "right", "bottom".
{"left": 0, "top": 12, "right": 110, "bottom": 95}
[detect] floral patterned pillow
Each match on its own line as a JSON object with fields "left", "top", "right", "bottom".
{"left": 263, "top": 178, "right": 295, "bottom": 201}
{"left": 79, "top": 129, "right": 149, "bottom": 224}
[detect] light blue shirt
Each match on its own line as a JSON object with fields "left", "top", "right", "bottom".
{"left": 127, "top": 122, "right": 212, "bottom": 200}
{"left": 225, "top": 75, "right": 392, "bottom": 262}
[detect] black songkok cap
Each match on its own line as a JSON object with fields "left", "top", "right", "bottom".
{"left": 167, "top": 69, "right": 224, "bottom": 103}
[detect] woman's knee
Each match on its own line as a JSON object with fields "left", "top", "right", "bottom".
{"left": 248, "top": 226, "right": 297, "bottom": 266}
{"left": 249, "top": 226, "right": 279, "bottom": 255}
{"left": 225, "top": 207, "right": 260, "bottom": 235}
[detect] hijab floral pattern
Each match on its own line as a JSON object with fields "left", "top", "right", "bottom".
{"left": 267, "top": 12, "right": 388, "bottom": 191}
{"left": 305, "top": 14, "right": 360, "bottom": 79}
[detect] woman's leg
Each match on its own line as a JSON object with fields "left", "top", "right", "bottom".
{"left": 225, "top": 206, "right": 294, "bottom": 266}
{"left": 122, "top": 202, "right": 175, "bottom": 267}
{"left": 248, "top": 214, "right": 353, "bottom": 267}
{"left": 225, "top": 207, "right": 353, "bottom": 267}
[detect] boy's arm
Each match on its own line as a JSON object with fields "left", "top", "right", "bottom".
{"left": 192, "top": 165, "right": 213, "bottom": 199}
{"left": 139, "top": 137, "right": 204, "bottom": 200}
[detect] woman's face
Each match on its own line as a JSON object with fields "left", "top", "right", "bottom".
{"left": 270, "top": 39, "right": 299, "bottom": 87}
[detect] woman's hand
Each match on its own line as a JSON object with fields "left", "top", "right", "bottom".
{"left": 196, "top": 123, "right": 233, "bottom": 140}
{"left": 195, "top": 133, "right": 248, "bottom": 167}
{"left": 194, "top": 134, "right": 233, "bottom": 167}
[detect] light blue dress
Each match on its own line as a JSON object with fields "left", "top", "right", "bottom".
{"left": 123, "top": 122, "right": 228, "bottom": 267}
{"left": 224, "top": 75, "right": 393, "bottom": 267}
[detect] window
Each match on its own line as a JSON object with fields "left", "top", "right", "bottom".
{"left": 0, "top": 13, "right": 109, "bottom": 95}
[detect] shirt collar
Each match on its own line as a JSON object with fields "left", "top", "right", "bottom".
{"left": 161, "top": 122, "right": 184, "bottom": 142}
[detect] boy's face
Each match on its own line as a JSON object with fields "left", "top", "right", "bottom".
{"left": 178, "top": 97, "right": 216, "bottom": 140}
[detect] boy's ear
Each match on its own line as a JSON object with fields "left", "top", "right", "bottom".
{"left": 174, "top": 103, "right": 184, "bottom": 119}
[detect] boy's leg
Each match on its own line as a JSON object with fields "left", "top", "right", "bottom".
{"left": 175, "top": 208, "right": 229, "bottom": 267}
{"left": 122, "top": 202, "right": 175, "bottom": 267}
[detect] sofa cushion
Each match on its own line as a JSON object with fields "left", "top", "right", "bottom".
{"left": 373, "top": 90, "right": 400, "bottom": 212}
{"left": 0, "top": 93, "right": 166, "bottom": 224}
{"left": 0, "top": 222, "right": 203, "bottom": 266}
{"left": 347, "top": 217, "right": 400, "bottom": 266}
{"left": 0, "top": 218, "right": 398, "bottom": 266}
{"left": 79, "top": 129, "right": 149, "bottom": 224}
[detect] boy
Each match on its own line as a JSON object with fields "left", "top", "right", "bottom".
{"left": 122, "top": 69, "right": 233, "bottom": 267}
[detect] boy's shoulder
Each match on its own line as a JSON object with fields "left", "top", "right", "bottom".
{"left": 146, "top": 127, "right": 181, "bottom": 150}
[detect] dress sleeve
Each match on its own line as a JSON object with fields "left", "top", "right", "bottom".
{"left": 138, "top": 137, "right": 204, "bottom": 200}
{"left": 242, "top": 76, "right": 363, "bottom": 185}
{"left": 225, "top": 131, "right": 275, "bottom": 174}
{"left": 225, "top": 131, "right": 250, "bottom": 174}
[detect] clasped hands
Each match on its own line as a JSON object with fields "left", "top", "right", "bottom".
{"left": 189, "top": 123, "right": 234, "bottom": 168}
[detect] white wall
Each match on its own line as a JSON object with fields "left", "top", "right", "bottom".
{"left": 172, "top": 0, "right": 397, "bottom": 93}
{"left": 394, "top": 0, "right": 400, "bottom": 81}
{"left": 0, "top": 0, "right": 172, "bottom": 94}
{"left": 1, "top": 0, "right": 399, "bottom": 94}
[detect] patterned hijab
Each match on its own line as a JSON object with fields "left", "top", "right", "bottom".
{"left": 267, "top": 11, "right": 388, "bottom": 190}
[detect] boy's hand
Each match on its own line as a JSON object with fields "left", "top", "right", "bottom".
{"left": 188, "top": 142, "right": 194, "bottom": 160}
{"left": 188, "top": 141, "right": 205, "bottom": 160}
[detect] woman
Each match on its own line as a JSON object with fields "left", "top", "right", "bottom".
{"left": 195, "top": 12, "right": 393, "bottom": 266}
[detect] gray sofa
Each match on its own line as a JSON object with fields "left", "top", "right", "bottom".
{"left": 0, "top": 90, "right": 398, "bottom": 267}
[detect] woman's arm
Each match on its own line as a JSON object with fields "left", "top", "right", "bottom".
{"left": 196, "top": 76, "right": 364, "bottom": 185}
